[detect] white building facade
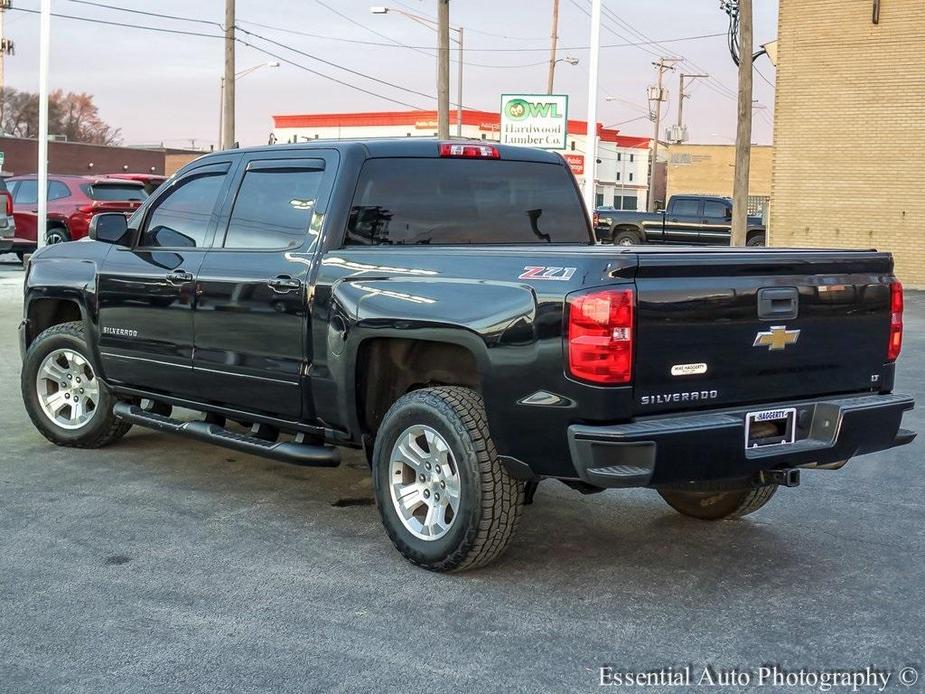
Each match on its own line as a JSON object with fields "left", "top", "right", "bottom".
{"left": 272, "top": 110, "right": 651, "bottom": 211}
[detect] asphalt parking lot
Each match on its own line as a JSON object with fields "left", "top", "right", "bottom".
{"left": 1, "top": 254, "right": 923, "bottom": 693}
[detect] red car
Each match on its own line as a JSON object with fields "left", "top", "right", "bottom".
{"left": 6, "top": 175, "right": 147, "bottom": 255}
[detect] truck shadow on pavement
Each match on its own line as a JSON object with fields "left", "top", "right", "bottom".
{"left": 106, "top": 427, "right": 812, "bottom": 596}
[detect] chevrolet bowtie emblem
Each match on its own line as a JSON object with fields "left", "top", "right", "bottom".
{"left": 753, "top": 325, "right": 801, "bottom": 351}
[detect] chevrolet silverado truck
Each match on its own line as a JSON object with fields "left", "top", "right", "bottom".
{"left": 595, "top": 194, "right": 766, "bottom": 246}
{"left": 19, "top": 139, "right": 915, "bottom": 572}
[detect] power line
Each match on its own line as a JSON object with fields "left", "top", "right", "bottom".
{"left": 235, "top": 38, "right": 428, "bottom": 111}
{"left": 235, "top": 25, "right": 439, "bottom": 102}
{"left": 8, "top": 6, "right": 224, "bottom": 39}
{"left": 62, "top": 0, "right": 222, "bottom": 28}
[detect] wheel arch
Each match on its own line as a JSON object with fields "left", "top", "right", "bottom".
{"left": 354, "top": 335, "right": 483, "bottom": 439}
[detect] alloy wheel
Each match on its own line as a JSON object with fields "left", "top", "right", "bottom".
{"left": 388, "top": 425, "right": 461, "bottom": 541}
{"left": 35, "top": 348, "right": 100, "bottom": 430}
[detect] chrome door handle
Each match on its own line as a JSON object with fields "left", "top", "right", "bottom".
{"left": 268, "top": 275, "right": 302, "bottom": 293}
{"left": 166, "top": 270, "right": 193, "bottom": 284}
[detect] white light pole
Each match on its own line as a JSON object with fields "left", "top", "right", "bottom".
{"left": 219, "top": 61, "right": 279, "bottom": 150}
{"left": 583, "top": 0, "right": 602, "bottom": 213}
{"left": 36, "top": 0, "right": 51, "bottom": 251}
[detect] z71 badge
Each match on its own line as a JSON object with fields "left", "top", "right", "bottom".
{"left": 518, "top": 266, "right": 577, "bottom": 281}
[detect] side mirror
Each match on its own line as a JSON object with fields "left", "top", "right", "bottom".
{"left": 89, "top": 213, "right": 131, "bottom": 246}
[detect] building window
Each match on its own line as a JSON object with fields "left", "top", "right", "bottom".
{"left": 595, "top": 193, "right": 604, "bottom": 207}
{"left": 629, "top": 154, "right": 634, "bottom": 163}
{"left": 616, "top": 172, "right": 621, "bottom": 181}
{"left": 629, "top": 173, "right": 634, "bottom": 182}
{"left": 570, "top": 141, "right": 576, "bottom": 151}
{"left": 622, "top": 196, "right": 638, "bottom": 211}
{"left": 481, "top": 133, "right": 487, "bottom": 140}
{"left": 617, "top": 153, "right": 622, "bottom": 162}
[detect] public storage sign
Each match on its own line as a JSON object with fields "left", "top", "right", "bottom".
{"left": 500, "top": 94, "right": 568, "bottom": 150}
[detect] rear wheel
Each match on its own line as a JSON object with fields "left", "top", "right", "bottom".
{"left": 21, "top": 322, "right": 131, "bottom": 448}
{"left": 372, "top": 386, "right": 523, "bottom": 572}
{"left": 658, "top": 484, "right": 778, "bottom": 520}
{"left": 613, "top": 228, "right": 642, "bottom": 246}
{"left": 746, "top": 233, "right": 766, "bottom": 247}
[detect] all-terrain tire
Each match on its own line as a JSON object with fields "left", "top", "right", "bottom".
{"left": 372, "top": 386, "right": 523, "bottom": 572}
{"left": 613, "top": 228, "right": 642, "bottom": 246}
{"left": 21, "top": 321, "right": 131, "bottom": 448}
{"left": 746, "top": 233, "right": 767, "bottom": 247}
{"left": 658, "top": 484, "right": 778, "bottom": 520}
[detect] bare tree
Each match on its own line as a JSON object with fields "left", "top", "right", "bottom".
{"left": 0, "top": 88, "right": 120, "bottom": 145}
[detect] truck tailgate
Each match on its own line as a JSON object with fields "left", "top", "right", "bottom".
{"left": 632, "top": 250, "right": 895, "bottom": 415}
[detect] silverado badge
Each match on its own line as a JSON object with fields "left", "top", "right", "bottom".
{"left": 753, "top": 325, "right": 800, "bottom": 351}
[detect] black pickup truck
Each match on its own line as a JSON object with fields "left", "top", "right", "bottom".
{"left": 19, "top": 139, "right": 914, "bottom": 572}
{"left": 595, "top": 194, "right": 766, "bottom": 246}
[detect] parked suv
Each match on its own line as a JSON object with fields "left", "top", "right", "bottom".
{"left": 6, "top": 175, "right": 147, "bottom": 260}
{"left": 0, "top": 178, "right": 16, "bottom": 258}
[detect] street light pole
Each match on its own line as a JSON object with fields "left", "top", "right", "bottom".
{"left": 219, "top": 62, "right": 278, "bottom": 149}
{"left": 583, "top": 0, "right": 602, "bottom": 213}
{"left": 456, "top": 26, "right": 463, "bottom": 136}
{"left": 437, "top": 0, "right": 450, "bottom": 139}
{"left": 36, "top": 0, "right": 51, "bottom": 251}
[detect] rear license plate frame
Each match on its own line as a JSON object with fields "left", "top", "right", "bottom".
{"left": 744, "top": 407, "right": 797, "bottom": 449}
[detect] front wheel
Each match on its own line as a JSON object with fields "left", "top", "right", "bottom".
{"left": 658, "top": 484, "right": 778, "bottom": 520}
{"left": 21, "top": 321, "right": 131, "bottom": 448}
{"left": 372, "top": 387, "right": 523, "bottom": 572}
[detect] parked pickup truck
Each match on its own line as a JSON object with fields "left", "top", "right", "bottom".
{"left": 19, "top": 139, "right": 914, "bottom": 572}
{"left": 595, "top": 194, "right": 766, "bottom": 247}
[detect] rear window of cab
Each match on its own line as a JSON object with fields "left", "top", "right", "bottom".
{"left": 346, "top": 158, "right": 591, "bottom": 246}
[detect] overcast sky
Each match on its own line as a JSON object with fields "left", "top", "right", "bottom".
{"left": 3, "top": 0, "right": 779, "bottom": 150}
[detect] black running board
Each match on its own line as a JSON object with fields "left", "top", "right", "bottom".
{"left": 113, "top": 402, "right": 340, "bottom": 467}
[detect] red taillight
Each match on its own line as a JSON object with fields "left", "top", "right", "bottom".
{"left": 888, "top": 280, "right": 903, "bottom": 361}
{"left": 439, "top": 143, "right": 500, "bottom": 159}
{"left": 1, "top": 191, "right": 11, "bottom": 216}
{"left": 592, "top": 211, "right": 600, "bottom": 227}
{"left": 567, "top": 288, "right": 634, "bottom": 384}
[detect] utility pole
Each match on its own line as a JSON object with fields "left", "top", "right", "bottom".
{"left": 221, "top": 0, "right": 235, "bottom": 150}
{"left": 731, "top": 0, "right": 753, "bottom": 246}
{"left": 456, "top": 26, "right": 463, "bottom": 137}
{"left": 437, "top": 0, "right": 450, "bottom": 139}
{"left": 0, "top": 0, "right": 12, "bottom": 92}
{"left": 583, "top": 0, "right": 602, "bottom": 213}
{"left": 546, "top": 0, "right": 560, "bottom": 94}
{"left": 647, "top": 58, "right": 677, "bottom": 212}
{"left": 677, "top": 73, "right": 708, "bottom": 128}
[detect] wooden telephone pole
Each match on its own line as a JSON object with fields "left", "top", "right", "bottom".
{"left": 731, "top": 0, "right": 753, "bottom": 246}
{"left": 546, "top": 0, "right": 560, "bottom": 94}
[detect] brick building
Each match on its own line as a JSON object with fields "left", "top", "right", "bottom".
{"left": 770, "top": 0, "right": 925, "bottom": 285}
{"left": 0, "top": 136, "right": 202, "bottom": 178}
{"left": 667, "top": 144, "right": 773, "bottom": 215}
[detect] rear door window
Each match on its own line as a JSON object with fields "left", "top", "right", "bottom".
{"left": 83, "top": 184, "right": 148, "bottom": 201}
{"left": 223, "top": 164, "right": 325, "bottom": 250}
{"left": 703, "top": 201, "right": 729, "bottom": 219}
{"left": 346, "top": 158, "right": 590, "bottom": 245}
